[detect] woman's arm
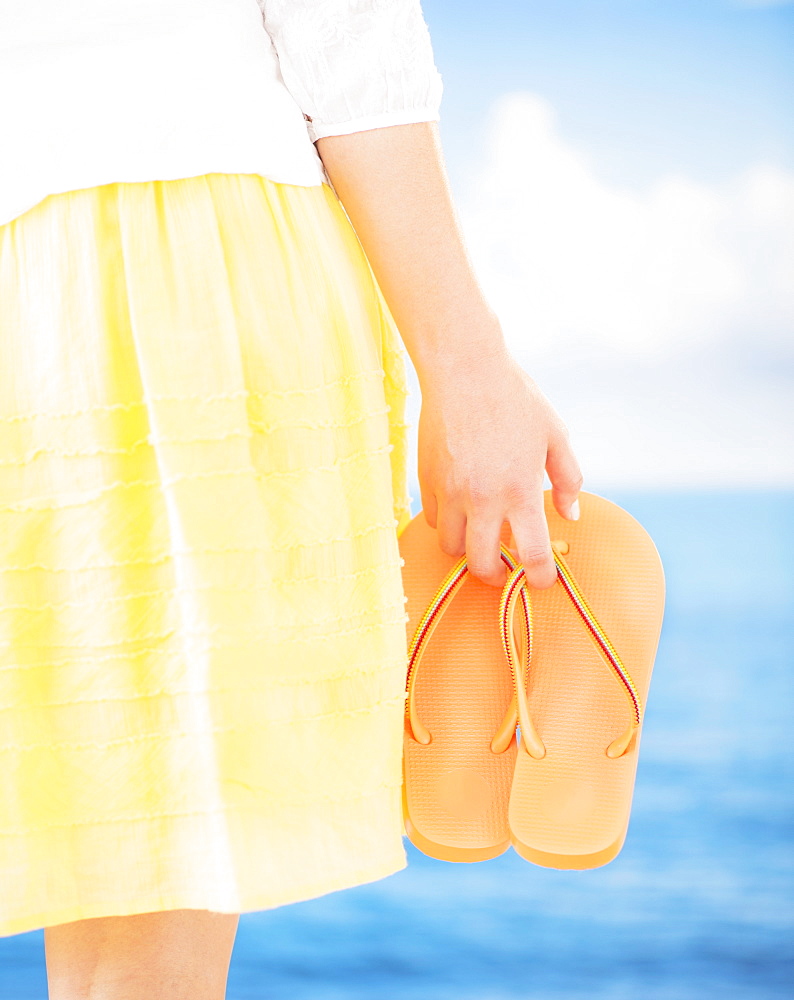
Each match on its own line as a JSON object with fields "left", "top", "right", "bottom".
{"left": 317, "top": 122, "right": 583, "bottom": 590}
{"left": 316, "top": 122, "right": 500, "bottom": 375}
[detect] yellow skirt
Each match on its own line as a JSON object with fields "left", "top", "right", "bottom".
{"left": 0, "top": 172, "right": 413, "bottom": 937}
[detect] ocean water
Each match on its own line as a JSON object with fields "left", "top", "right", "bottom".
{"left": 2, "top": 490, "right": 792, "bottom": 1000}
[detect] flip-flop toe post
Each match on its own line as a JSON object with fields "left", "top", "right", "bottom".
{"left": 399, "top": 513, "right": 522, "bottom": 862}
{"left": 504, "top": 490, "right": 665, "bottom": 870}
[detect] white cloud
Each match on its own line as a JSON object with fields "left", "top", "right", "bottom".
{"left": 403, "top": 92, "right": 794, "bottom": 490}
{"left": 459, "top": 93, "right": 793, "bottom": 367}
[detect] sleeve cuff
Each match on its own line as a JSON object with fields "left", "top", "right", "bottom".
{"left": 308, "top": 107, "right": 441, "bottom": 143}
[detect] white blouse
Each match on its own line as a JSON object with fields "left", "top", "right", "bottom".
{"left": 0, "top": 0, "right": 443, "bottom": 229}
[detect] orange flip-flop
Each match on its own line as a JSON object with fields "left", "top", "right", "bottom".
{"left": 399, "top": 512, "right": 524, "bottom": 862}
{"left": 500, "top": 490, "right": 665, "bottom": 869}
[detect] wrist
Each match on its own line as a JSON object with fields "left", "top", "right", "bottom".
{"left": 408, "top": 310, "right": 510, "bottom": 388}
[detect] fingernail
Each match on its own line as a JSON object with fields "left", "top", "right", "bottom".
{"left": 569, "top": 499, "right": 580, "bottom": 521}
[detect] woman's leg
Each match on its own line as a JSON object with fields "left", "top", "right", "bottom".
{"left": 44, "top": 909, "right": 239, "bottom": 1000}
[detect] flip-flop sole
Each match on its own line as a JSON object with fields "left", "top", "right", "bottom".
{"left": 509, "top": 491, "right": 665, "bottom": 869}
{"left": 399, "top": 511, "right": 518, "bottom": 862}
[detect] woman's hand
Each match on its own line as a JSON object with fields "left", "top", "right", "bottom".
{"left": 315, "top": 122, "right": 583, "bottom": 585}
{"left": 417, "top": 343, "right": 583, "bottom": 590}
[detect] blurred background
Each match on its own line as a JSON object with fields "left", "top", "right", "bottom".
{"left": 2, "top": 0, "right": 791, "bottom": 997}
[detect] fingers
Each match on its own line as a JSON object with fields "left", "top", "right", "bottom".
{"left": 420, "top": 486, "right": 439, "bottom": 529}
{"left": 506, "top": 502, "right": 557, "bottom": 589}
{"left": 465, "top": 512, "right": 508, "bottom": 588}
{"left": 433, "top": 502, "right": 468, "bottom": 570}
{"left": 434, "top": 500, "right": 557, "bottom": 590}
{"left": 546, "top": 428, "right": 583, "bottom": 522}
{"left": 434, "top": 502, "right": 508, "bottom": 588}
{"left": 422, "top": 426, "right": 581, "bottom": 592}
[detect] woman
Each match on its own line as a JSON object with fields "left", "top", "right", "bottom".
{"left": 0, "top": 0, "right": 582, "bottom": 995}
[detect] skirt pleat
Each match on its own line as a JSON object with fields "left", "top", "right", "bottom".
{"left": 0, "top": 172, "right": 413, "bottom": 936}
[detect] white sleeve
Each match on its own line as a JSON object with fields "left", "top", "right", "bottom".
{"left": 256, "top": 0, "right": 443, "bottom": 142}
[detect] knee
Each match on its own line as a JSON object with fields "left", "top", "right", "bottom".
{"left": 44, "top": 909, "right": 240, "bottom": 1000}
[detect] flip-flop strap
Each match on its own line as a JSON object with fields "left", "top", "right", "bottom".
{"left": 404, "top": 542, "right": 531, "bottom": 750}
{"left": 500, "top": 540, "right": 643, "bottom": 759}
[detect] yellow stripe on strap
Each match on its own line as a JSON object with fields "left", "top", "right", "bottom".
{"left": 499, "top": 541, "right": 643, "bottom": 759}
{"left": 404, "top": 543, "right": 527, "bottom": 750}
{"left": 405, "top": 535, "right": 643, "bottom": 760}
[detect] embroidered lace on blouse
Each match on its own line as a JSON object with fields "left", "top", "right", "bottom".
{"left": 0, "top": 0, "right": 444, "bottom": 228}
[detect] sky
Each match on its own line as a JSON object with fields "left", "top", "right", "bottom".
{"left": 399, "top": 0, "right": 793, "bottom": 491}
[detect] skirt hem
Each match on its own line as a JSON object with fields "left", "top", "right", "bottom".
{"left": 0, "top": 846, "right": 409, "bottom": 938}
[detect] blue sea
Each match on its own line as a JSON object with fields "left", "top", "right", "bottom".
{"left": 2, "top": 490, "right": 792, "bottom": 1000}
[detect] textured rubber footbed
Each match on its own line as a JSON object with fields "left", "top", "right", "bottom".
{"left": 399, "top": 514, "right": 519, "bottom": 859}
{"left": 508, "top": 491, "right": 665, "bottom": 867}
